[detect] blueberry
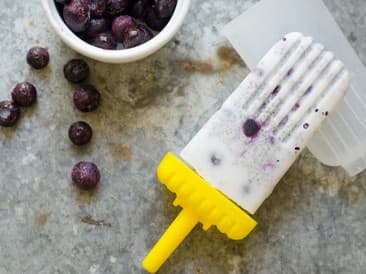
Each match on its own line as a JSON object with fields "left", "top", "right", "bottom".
{"left": 88, "top": 0, "right": 107, "bottom": 17}
{"left": 68, "top": 121, "right": 93, "bottom": 145}
{"left": 71, "top": 161, "right": 100, "bottom": 190}
{"left": 0, "top": 101, "right": 20, "bottom": 127}
{"left": 11, "top": 82, "right": 37, "bottom": 107}
{"left": 210, "top": 154, "right": 221, "bottom": 166}
{"left": 243, "top": 119, "right": 260, "bottom": 137}
{"left": 73, "top": 84, "right": 101, "bottom": 112}
{"left": 131, "top": 0, "right": 151, "bottom": 18}
{"left": 272, "top": 85, "right": 280, "bottom": 96}
{"left": 145, "top": 6, "right": 167, "bottom": 31}
{"left": 112, "top": 15, "right": 137, "bottom": 42}
{"left": 91, "top": 32, "right": 117, "bottom": 49}
{"left": 63, "top": 59, "right": 90, "bottom": 83}
{"left": 291, "top": 103, "right": 300, "bottom": 111}
{"left": 287, "top": 68, "right": 294, "bottom": 77}
{"left": 153, "top": 0, "right": 176, "bottom": 18}
{"left": 106, "top": 0, "right": 130, "bottom": 15}
{"left": 63, "top": 0, "right": 90, "bottom": 33}
{"left": 85, "top": 17, "right": 110, "bottom": 37}
{"left": 26, "top": 47, "right": 49, "bottom": 69}
{"left": 305, "top": 86, "right": 313, "bottom": 95}
{"left": 259, "top": 102, "right": 266, "bottom": 111}
{"left": 123, "top": 24, "right": 153, "bottom": 48}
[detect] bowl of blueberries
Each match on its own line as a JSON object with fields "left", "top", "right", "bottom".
{"left": 42, "top": 0, "right": 190, "bottom": 63}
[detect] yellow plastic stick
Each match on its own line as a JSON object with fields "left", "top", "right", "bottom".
{"left": 142, "top": 209, "right": 198, "bottom": 273}
{"left": 142, "top": 153, "right": 257, "bottom": 273}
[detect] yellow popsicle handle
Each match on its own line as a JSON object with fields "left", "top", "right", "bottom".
{"left": 142, "top": 209, "right": 198, "bottom": 273}
{"left": 142, "top": 153, "right": 257, "bottom": 273}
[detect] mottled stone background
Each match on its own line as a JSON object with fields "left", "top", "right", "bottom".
{"left": 0, "top": 0, "right": 365, "bottom": 273}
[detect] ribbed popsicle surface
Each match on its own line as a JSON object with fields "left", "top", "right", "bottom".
{"left": 181, "top": 33, "right": 350, "bottom": 214}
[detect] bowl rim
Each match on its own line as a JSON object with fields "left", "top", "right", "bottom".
{"left": 41, "top": 0, "right": 191, "bottom": 63}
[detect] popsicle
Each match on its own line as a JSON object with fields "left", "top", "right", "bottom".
{"left": 143, "top": 32, "right": 350, "bottom": 273}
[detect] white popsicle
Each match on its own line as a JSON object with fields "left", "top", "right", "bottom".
{"left": 180, "top": 32, "right": 350, "bottom": 214}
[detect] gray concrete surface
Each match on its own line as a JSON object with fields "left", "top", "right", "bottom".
{"left": 0, "top": 0, "right": 365, "bottom": 273}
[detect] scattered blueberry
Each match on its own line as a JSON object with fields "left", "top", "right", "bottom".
{"left": 303, "top": 123, "right": 309, "bottom": 129}
{"left": 91, "top": 32, "right": 117, "bottom": 49}
{"left": 315, "top": 108, "right": 319, "bottom": 112}
{"left": 153, "top": 0, "right": 176, "bottom": 18}
{"left": 86, "top": 17, "right": 110, "bottom": 37}
{"left": 123, "top": 24, "right": 153, "bottom": 48}
{"left": 112, "top": 15, "right": 137, "bottom": 42}
{"left": 145, "top": 6, "right": 167, "bottom": 31}
{"left": 63, "top": 59, "right": 90, "bottom": 83}
{"left": 88, "top": 0, "right": 107, "bottom": 17}
{"left": 210, "top": 154, "right": 221, "bottom": 166}
{"left": 294, "top": 147, "right": 300, "bottom": 151}
{"left": 243, "top": 119, "right": 260, "bottom": 137}
{"left": 27, "top": 47, "right": 49, "bottom": 69}
{"left": 106, "top": 0, "right": 130, "bottom": 15}
{"left": 73, "top": 84, "right": 101, "bottom": 112}
{"left": 63, "top": 0, "right": 90, "bottom": 33}
{"left": 0, "top": 101, "right": 20, "bottom": 127}
{"left": 69, "top": 121, "right": 93, "bottom": 145}
{"left": 11, "top": 82, "right": 37, "bottom": 107}
{"left": 71, "top": 161, "right": 100, "bottom": 190}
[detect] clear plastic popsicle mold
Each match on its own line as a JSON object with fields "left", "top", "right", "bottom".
{"left": 221, "top": 0, "right": 366, "bottom": 176}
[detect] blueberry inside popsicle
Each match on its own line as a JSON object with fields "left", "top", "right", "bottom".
{"left": 143, "top": 32, "right": 350, "bottom": 273}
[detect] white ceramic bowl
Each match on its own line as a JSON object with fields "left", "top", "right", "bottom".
{"left": 41, "top": 0, "right": 190, "bottom": 63}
